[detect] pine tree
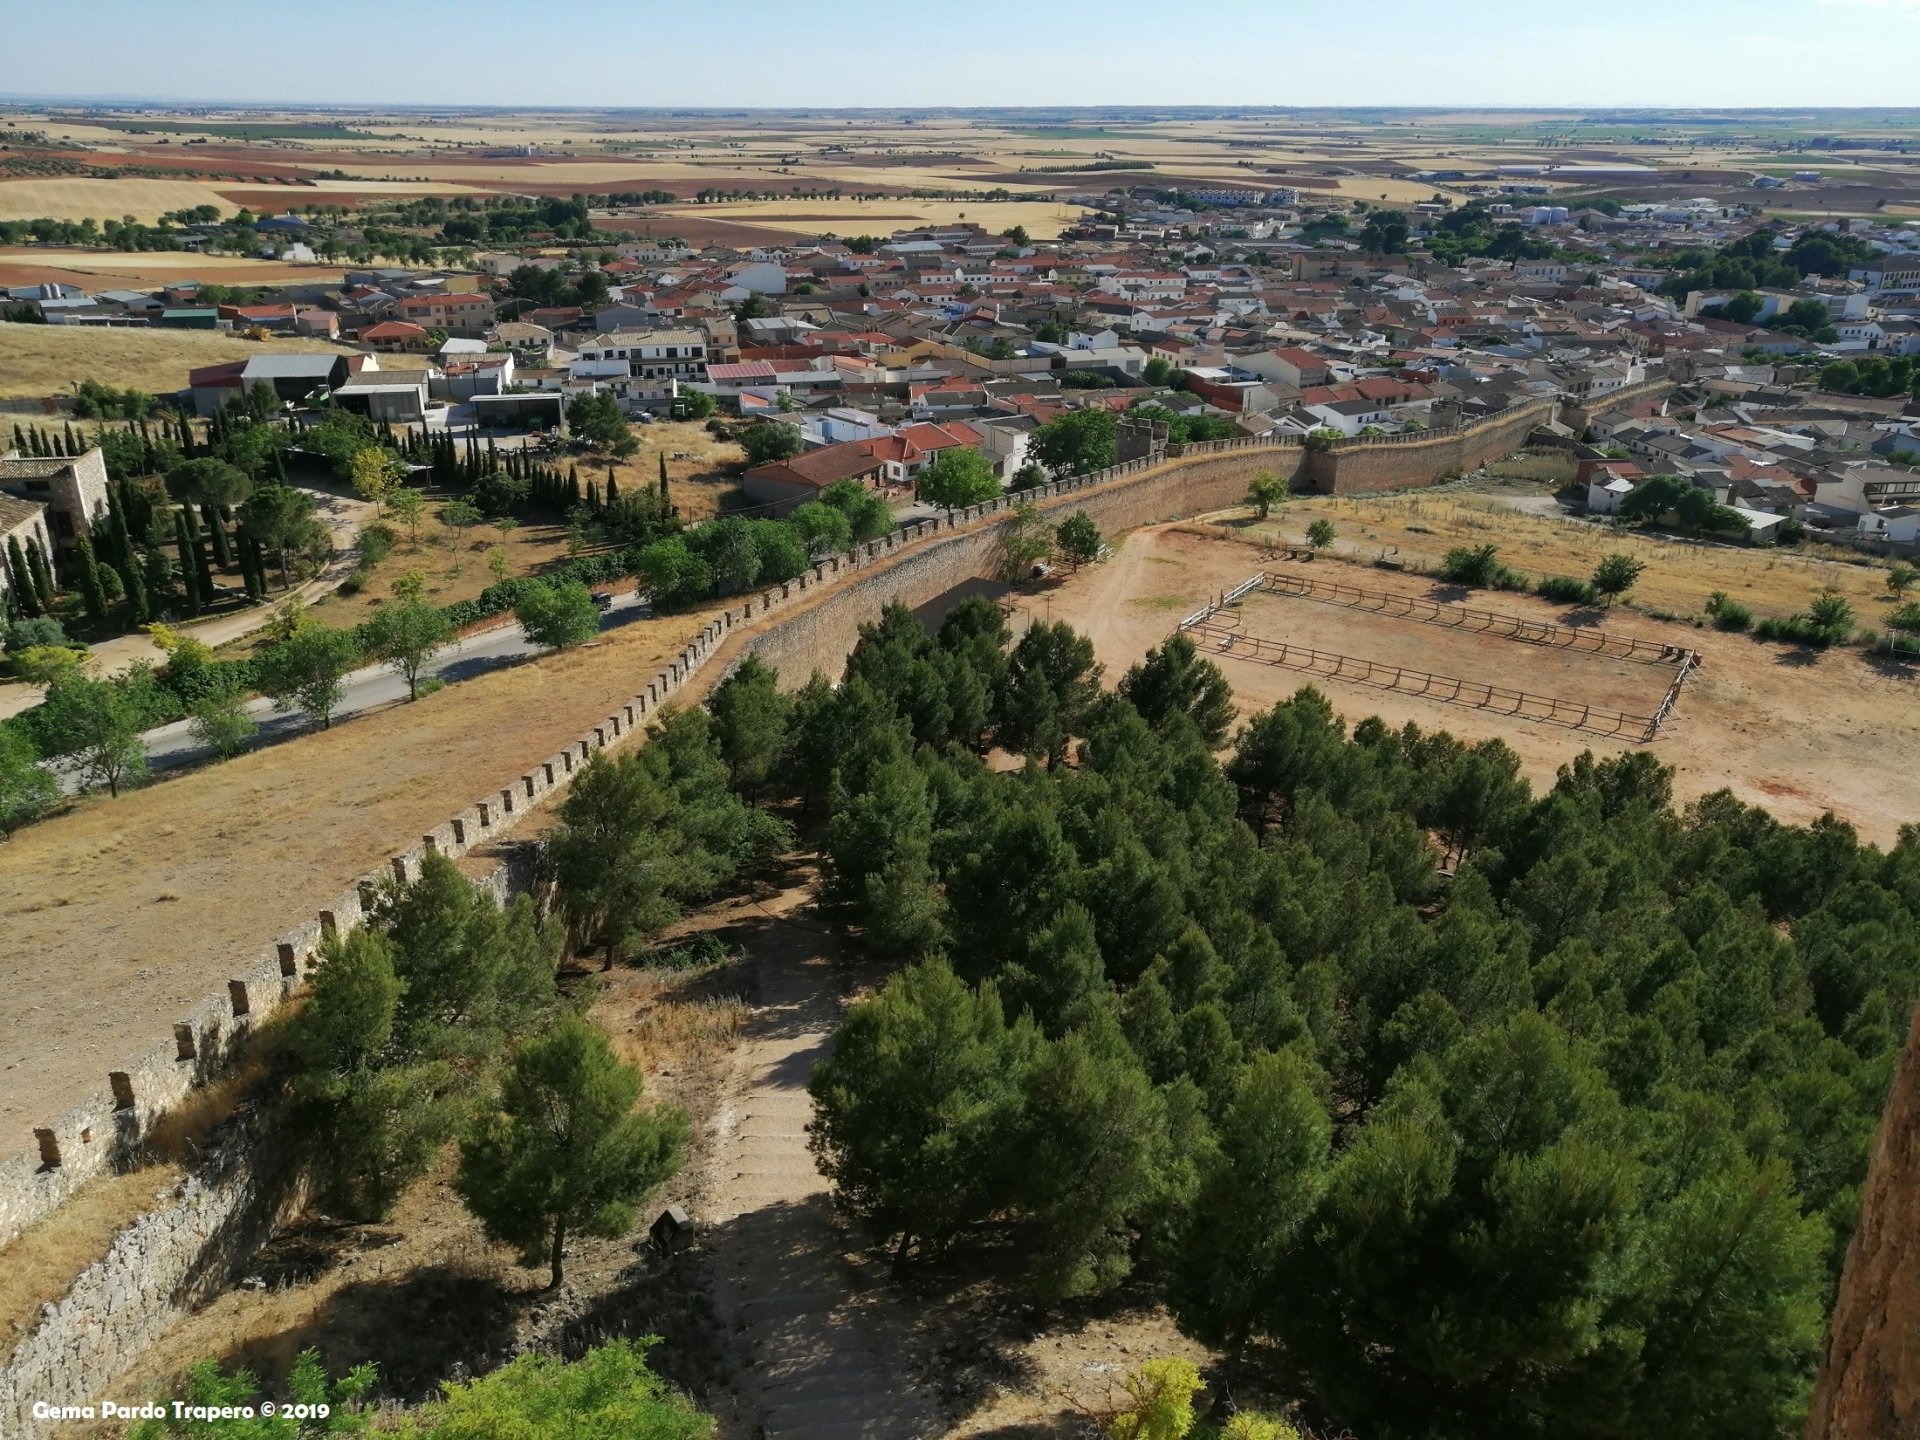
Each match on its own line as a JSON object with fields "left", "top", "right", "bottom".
{"left": 25, "top": 537, "right": 55, "bottom": 614}
{"left": 455, "top": 1017, "right": 687, "bottom": 1288}
{"left": 74, "top": 535, "right": 109, "bottom": 628}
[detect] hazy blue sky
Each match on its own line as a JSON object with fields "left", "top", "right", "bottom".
{"left": 3, "top": 0, "right": 1917, "bottom": 108}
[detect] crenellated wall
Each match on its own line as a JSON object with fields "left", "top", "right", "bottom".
{"left": 3, "top": 408, "right": 1583, "bottom": 1252}
{"left": 1, "top": 412, "right": 1573, "bottom": 1433}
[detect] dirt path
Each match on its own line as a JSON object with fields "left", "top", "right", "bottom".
{"left": 703, "top": 880, "right": 939, "bottom": 1440}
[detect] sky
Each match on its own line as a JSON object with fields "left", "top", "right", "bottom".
{"left": 2, "top": 0, "right": 1918, "bottom": 109}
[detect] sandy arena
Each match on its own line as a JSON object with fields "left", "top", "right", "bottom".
{"left": 1013, "top": 526, "right": 1920, "bottom": 846}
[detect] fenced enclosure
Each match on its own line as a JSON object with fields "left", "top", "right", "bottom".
{"left": 1180, "top": 571, "right": 1700, "bottom": 744}
{"left": 1259, "top": 565, "right": 1690, "bottom": 666}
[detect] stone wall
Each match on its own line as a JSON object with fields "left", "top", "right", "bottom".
{"left": 4, "top": 415, "right": 1577, "bottom": 1252}
{"left": 1302, "top": 399, "right": 1559, "bottom": 495}
{"left": 0, "top": 416, "right": 1569, "bottom": 1431}
{"left": 1806, "top": 1000, "right": 1920, "bottom": 1440}
{"left": 0, "top": 1125, "right": 303, "bottom": 1439}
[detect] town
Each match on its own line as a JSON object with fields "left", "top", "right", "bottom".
{"left": 4, "top": 90, "right": 1920, "bottom": 1440}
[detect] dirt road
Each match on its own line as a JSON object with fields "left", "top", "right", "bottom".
{"left": 702, "top": 879, "right": 939, "bottom": 1440}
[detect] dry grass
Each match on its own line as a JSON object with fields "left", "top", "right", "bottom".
{"left": 594, "top": 419, "right": 746, "bottom": 521}
{"left": 1243, "top": 491, "right": 1908, "bottom": 622}
{"left": 0, "top": 1160, "right": 184, "bottom": 1358}
{"left": 0, "top": 176, "right": 240, "bottom": 223}
{"left": 0, "top": 321, "right": 351, "bottom": 399}
{"left": 603, "top": 968, "right": 750, "bottom": 1075}
{"left": 222, "top": 494, "right": 583, "bottom": 657}
{"left": 0, "top": 600, "right": 732, "bottom": 1171}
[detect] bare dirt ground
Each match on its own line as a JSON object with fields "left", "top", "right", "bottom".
{"left": 1227, "top": 585, "right": 1677, "bottom": 723}
{"left": 1021, "top": 525, "right": 1920, "bottom": 847}
{"left": 0, "top": 602, "right": 722, "bottom": 1171}
{"left": 696, "top": 868, "right": 940, "bottom": 1440}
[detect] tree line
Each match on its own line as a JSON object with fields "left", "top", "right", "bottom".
{"left": 661, "top": 599, "right": 1920, "bottom": 1439}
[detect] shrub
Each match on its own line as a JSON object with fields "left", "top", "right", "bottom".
{"left": 1439, "top": 543, "right": 1527, "bottom": 590}
{"left": 1705, "top": 591, "right": 1753, "bottom": 631}
{"left": 1537, "top": 575, "right": 1597, "bottom": 606}
{"left": 2, "top": 616, "right": 66, "bottom": 652}
{"left": 357, "top": 522, "right": 397, "bottom": 567}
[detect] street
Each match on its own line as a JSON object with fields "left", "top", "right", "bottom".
{"left": 51, "top": 590, "right": 651, "bottom": 794}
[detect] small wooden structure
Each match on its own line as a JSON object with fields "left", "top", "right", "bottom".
{"left": 650, "top": 1204, "right": 694, "bottom": 1254}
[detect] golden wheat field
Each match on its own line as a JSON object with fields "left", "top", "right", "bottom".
{"left": 0, "top": 322, "right": 352, "bottom": 398}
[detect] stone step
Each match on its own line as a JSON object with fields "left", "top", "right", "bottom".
{"left": 740, "top": 1288, "right": 848, "bottom": 1321}
{"left": 766, "top": 1389, "right": 930, "bottom": 1435}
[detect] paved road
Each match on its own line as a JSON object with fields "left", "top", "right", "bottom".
{"left": 52, "top": 591, "right": 650, "bottom": 794}
{"left": 0, "top": 482, "right": 377, "bottom": 721}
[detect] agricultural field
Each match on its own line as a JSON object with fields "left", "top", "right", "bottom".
{"left": 1025, "top": 524, "right": 1920, "bottom": 845}
{"left": 0, "top": 320, "right": 351, "bottom": 399}
{"left": 5, "top": 105, "right": 1916, "bottom": 235}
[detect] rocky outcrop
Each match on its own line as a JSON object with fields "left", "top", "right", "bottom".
{"left": 1808, "top": 1002, "right": 1920, "bottom": 1440}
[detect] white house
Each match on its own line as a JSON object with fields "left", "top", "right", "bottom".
{"left": 726, "top": 261, "right": 788, "bottom": 295}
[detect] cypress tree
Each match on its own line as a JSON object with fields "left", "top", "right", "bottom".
{"left": 246, "top": 534, "right": 269, "bottom": 601}
{"left": 203, "top": 502, "right": 233, "bottom": 567}
{"left": 64, "top": 421, "right": 80, "bottom": 455}
{"left": 586, "top": 481, "right": 600, "bottom": 511}
{"left": 119, "top": 554, "right": 148, "bottom": 626}
{"left": 186, "top": 506, "right": 215, "bottom": 609}
{"left": 569, "top": 469, "right": 582, "bottom": 508}
{"left": 10, "top": 423, "right": 24, "bottom": 452}
{"left": 25, "top": 537, "right": 55, "bottom": 614}
{"left": 5, "top": 537, "right": 40, "bottom": 618}
{"left": 173, "top": 509, "right": 203, "bottom": 615}
{"left": 659, "top": 451, "right": 669, "bottom": 500}
{"left": 27, "top": 427, "right": 44, "bottom": 457}
{"left": 606, "top": 469, "right": 619, "bottom": 508}
{"left": 74, "top": 535, "right": 109, "bottom": 628}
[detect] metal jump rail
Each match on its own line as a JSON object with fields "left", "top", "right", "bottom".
{"left": 1179, "top": 572, "right": 1699, "bottom": 744}
{"left": 1259, "top": 567, "right": 1688, "bottom": 666}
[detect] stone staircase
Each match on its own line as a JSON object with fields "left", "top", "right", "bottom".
{"left": 706, "top": 926, "right": 939, "bottom": 1440}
